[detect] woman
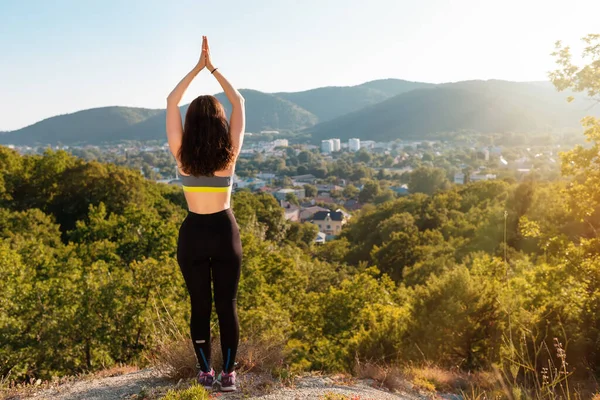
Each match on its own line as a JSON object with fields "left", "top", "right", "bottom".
{"left": 166, "top": 36, "right": 245, "bottom": 392}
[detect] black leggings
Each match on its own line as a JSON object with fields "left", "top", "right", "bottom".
{"left": 177, "top": 208, "right": 242, "bottom": 373}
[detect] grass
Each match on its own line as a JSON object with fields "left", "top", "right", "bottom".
{"left": 146, "top": 300, "right": 287, "bottom": 382}
{"left": 161, "top": 383, "right": 210, "bottom": 400}
{"left": 318, "top": 393, "right": 362, "bottom": 400}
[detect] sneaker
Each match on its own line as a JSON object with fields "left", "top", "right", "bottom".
{"left": 216, "top": 370, "right": 237, "bottom": 392}
{"left": 197, "top": 368, "right": 215, "bottom": 390}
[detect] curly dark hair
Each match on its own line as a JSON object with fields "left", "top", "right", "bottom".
{"left": 178, "top": 95, "right": 235, "bottom": 176}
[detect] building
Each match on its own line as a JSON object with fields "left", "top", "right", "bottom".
{"left": 389, "top": 185, "right": 409, "bottom": 195}
{"left": 470, "top": 173, "right": 497, "bottom": 182}
{"left": 315, "top": 232, "right": 327, "bottom": 245}
{"left": 233, "top": 176, "right": 267, "bottom": 191}
{"left": 272, "top": 139, "right": 288, "bottom": 147}
{"left": 315, "top": 184, "right": 343, "bottom": 196}
{"left": 361, "top": 140, "right": 375, "bottom": 150}
{"left": 321, "top": 140, "right": 334, "bottom": 154}
{"left": 281, "top": 202, "right": 301, "bottom": 222}
{"left": 348, "top": 138, "right": 361, "bottom": 152}
{"left": 343, "top": 199, "right": 362, "bottom": 211}
{"left": 257, "top": 172, "right": 276, "bottom": 180}
{"left": 300, "top": 206, "right": 330, "bottom": 222}
{"left": 311, "top": 210, "right": 347, "bottom": 236}
{"left": 273, "top": 188, "right": 306, "bottom": 201}
{"left": 454, "top": 172, "right": 465, "bottom": 184}
{"left": 291, "top": 174, "right": 318, "bottom": 184}
{"left": 331, "top": 138, "right": 341, "bottom": 152}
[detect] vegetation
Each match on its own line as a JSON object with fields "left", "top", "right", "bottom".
{"left": 3, "top": 33, "right": 600, "bottom": 400}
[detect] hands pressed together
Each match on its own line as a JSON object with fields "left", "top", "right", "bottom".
{"left": 197, "top": 36, "right": 216, "bottom": 72}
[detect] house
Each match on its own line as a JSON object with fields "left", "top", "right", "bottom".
{"left": 389, "top": 185, "right": 409, "bottom": 195}
{"left": 257, "top": 172, "right": 276, "bottom": 180}
{"left": 291, "top": 174, "right": 318, "bottom": 184}
{"left": 316, "top": 184, "right": 343, "bottom": 194}
{"left": 454, "top": 172, "right": 465, "bottom": 184}
{"left": 273, "top": 188, "right": 306, "bottom": 201}
{"left": 280, "top": 201, "right": 300, "bottom": 222}
{"left": 343, "top": 199, "right": 362, "bottom": 211}
{"left": 470, "top": 173, "right": 496, "bottom": 182}
{"left": 300, "top": 206, "right": 330, "bottom": 222}
{"left": 315, "top": 232, "right": 327, "bottom": 245}
{"left": 234, "top": 177, "right": 267, "bottom": 191}
{"left": 310, "top": 210, "right": 348, "bottom": 236}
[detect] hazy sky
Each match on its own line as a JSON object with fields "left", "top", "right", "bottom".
{"left": 1, "top": 0, "right": 598, "bottom": 130}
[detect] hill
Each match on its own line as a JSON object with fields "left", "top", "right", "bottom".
{"left": 215, "top": 89, "right": 318, "bottom": 132}
{"left": 0, "top": 106, "right": 163, "bottom": 146}
{"left": 307, "top": 80, "right": 598, "bottom": 142}
{"left": 2, "top": 79, "right": 596, "bottom": 146}
{"left": 0, "top": 90, "right": 320, "bottom": 145}
{"left": 0, "top": 79, "right": 432, "bottom": 146}
{"left": 274, "top": 79, "right": 433, "bottom": 121}
{"left": 95, "top": 89, "right": 319, "bottom": 143}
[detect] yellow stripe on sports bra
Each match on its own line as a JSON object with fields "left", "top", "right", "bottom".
{"left": 182, "top": 185, "right": 230, "bottom": 193}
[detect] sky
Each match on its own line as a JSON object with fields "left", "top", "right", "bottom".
{"left": 1, "top": 0, "right": 599, "bottom": 131}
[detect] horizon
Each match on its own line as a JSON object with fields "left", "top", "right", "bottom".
{"left": 2, "top": 0, "right": 599, "bottom": 130}
{"left": 1, "top": 77, "right": 555, "bottom": 132}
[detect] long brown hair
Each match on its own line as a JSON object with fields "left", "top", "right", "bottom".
{"left": 178, "top": 95, "right": 234, "bottom": 176}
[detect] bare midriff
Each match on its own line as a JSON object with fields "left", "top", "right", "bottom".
{"left": 179, "top": 169, "right": 234, "bottom": 214}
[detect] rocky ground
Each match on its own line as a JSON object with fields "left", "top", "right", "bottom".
{"left": 2, "top": 368, "right": 461, "bottom": 400}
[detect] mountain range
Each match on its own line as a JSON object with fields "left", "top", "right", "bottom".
{"left": 0, "top": 79, "right": 595, "bottom": 146}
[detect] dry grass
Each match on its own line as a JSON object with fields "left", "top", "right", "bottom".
{"left": 93, "top": 364, "right": 139, "bottom": 378}
{"left": 147, "top": 333, "right": 287, "bottom": 380}
{"left": 353, "top": 360, "right": 412, "bottom": 393}
{"left": 354, "top": 359, "right": 498, "bottom": 396}
{"left": 146, "top": 299, "right": 287, "bottom": 382}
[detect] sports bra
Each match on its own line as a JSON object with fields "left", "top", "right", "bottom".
{"left": 179, "top": 172, "right": 233, "bottom": 193}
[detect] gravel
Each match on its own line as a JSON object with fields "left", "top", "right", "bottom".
{"left": 17, "top": 369, "right": 171, "bottom": 400}
{"left": 11, "top": 369, "right": 455, "bottom": 400}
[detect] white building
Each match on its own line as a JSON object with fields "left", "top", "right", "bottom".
{"left": 331, "top": 138, "right": 341, "bottom": 152}
{"left": 321, "top": 139, "right": 334, "bottom": 153}
{"left": 272, "top": 139, "right": 289, "bottom": 147}
{"left": 348, "top": 138, "right": 361, "bottom": 152}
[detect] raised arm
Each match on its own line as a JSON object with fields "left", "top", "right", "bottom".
{"left": 204, "top": 37, "right": 246, "bottom": 157}
{"left": 165, "top": 38, "right": 206, "bottom": 160}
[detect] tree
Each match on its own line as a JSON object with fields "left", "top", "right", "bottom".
{"left": 408, "top": 167, "right": 450, "bottom": 196}
{"left": 358, "top": 180, "right": 380, "bottom": 204}
{"left": 355, "top": 150, "right": 372, "bottom": 164}
{"left": 550, "top": 34, "right": 600, "bottom": 104}
{"left": 304, "top": 184, "right": 317, "bottom": 198}
{"left": 550, "top": 34, "right": 600, "bottom": 238}
{"left": 342, "top": 184, "right": 360, "bottom": 199}
{"left": 373, "top": 189, "right": 396, "bottom": 205}
{"left": 285, "top": 192, "right": 300, "bottom": 205}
